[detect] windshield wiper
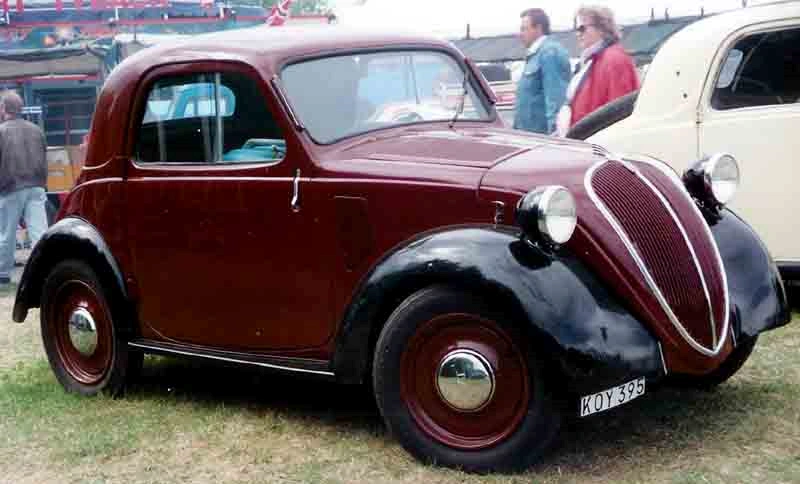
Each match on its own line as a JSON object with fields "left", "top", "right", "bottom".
{"left": 448, "top": 69, "right": 469, "bottom": 130}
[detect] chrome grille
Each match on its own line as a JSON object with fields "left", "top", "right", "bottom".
{"left": 586, "top": 160, "right": 728, "bottom": 355}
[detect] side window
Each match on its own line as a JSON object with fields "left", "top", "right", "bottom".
{"left": 712, "top": 27, "right": 800, "bottom": 110}
{"left": 136, "top": 71, "right": 285, "bottom": 164}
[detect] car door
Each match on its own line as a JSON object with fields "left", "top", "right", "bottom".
{"left": 124, "top": 62, "right": 335, "bottom": 352}
{"left": 699, "top": 21, "right": 800, "bottom": 264}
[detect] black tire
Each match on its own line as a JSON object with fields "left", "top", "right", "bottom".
{"left": 669, "top": 336, "right": 759, "bottom": 390}
{"left": 372, "top": 285, "right": 561, "bottom": 473}
{"left": 566, "top": 90, "right": 639, "bottom": 141}
{"left": 40, "top": 259, "right": 138, "bottom": 396}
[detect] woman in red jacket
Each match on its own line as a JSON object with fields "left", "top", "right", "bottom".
{"left": 555, "top": 5, "right": 639, "bottom": 136}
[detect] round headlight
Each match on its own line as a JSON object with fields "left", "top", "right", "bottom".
{"left": 707, "top": 154, "right": 740, "bottom": 205}
{"left": 516, "top": 186, "right": 577, "bottom": 246}
{"left": 684, "top": 153, "right": 740, "bottom": 207}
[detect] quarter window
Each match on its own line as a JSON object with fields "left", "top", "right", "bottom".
{"left": 136, "top": 71, "right": 286, "bottom": 164}
{"left": 712, "top": 27, "right": 800, "bottom": 110}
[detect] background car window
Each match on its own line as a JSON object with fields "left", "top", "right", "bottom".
{"left": 136, "top": 72, "right": 285, "bottom": 164}
{"left": 281, "top": 50, "right": 490, "bottom": 144}
{"left": 712, "top": 27, "right": 800, "bottom": 110}
{"left": 716, "top": 49, "right": 743, "bottom": 89}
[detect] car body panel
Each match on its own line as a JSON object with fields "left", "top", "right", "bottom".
{"left": 121, "top": 60, "right": 336, "bottom": 352}
{"left": 13, "top": 26, "right": 790, "bottom": 396}
{"left": 708, "top": 209, "right": 790, "bottom": 338}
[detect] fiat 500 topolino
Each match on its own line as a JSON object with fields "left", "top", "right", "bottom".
{"left": 12, "top": 26, "right": 791, "bottom": 473}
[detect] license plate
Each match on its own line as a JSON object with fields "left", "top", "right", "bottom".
{"left": 580, "top": 377, "right": 646, "bottom": 417}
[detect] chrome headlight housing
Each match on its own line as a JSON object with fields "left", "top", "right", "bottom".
{"left": 683, "top": 153, "right": 740, "bottom": 207}
{"left": 516, "top": 186, "right": 577, "bottom": 246}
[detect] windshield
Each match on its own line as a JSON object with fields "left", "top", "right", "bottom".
{"left": 280, "top": 50, "right": 491, "bottom": 144}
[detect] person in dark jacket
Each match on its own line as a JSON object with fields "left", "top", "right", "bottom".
{"left": 513, "top": 8, "right": 571, "bottom": 134}
{"left": 555, "top": 5, "right": 640, "bottom": 136}
{"left": 0, "top": 90, "right": 49, "bottom": 285}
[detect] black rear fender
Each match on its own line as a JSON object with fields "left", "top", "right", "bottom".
{"left": 13, "top": 217, "right": 129, "bottom": 329}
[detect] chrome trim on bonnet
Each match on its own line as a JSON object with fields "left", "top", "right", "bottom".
{"left": 585, "top": 160, "right": 730, "bottom": 357}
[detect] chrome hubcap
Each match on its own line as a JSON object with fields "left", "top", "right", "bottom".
{"left": 435, "top": 349, "right": 495, "bottom": 412}
{"left": 67, "top": 307, "right": 97, "bottom": 357}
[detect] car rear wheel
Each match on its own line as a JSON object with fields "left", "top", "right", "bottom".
{"left": 40, "top": 259, "right": 140, "bottom": 396}
{"left": 372, "top": 285, "right": 560, "bottom": 473}
{"left": 669, "top": 335, "right": 758, "bottom": 390}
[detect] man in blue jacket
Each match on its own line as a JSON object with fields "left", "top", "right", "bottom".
{"left": 513, "top": 8, "right": 571, "bottom": 134}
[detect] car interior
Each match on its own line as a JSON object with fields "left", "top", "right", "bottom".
{"left": 136, "top": 71, "right": 286, "bottom": 164}
{"left": 712, "top": 27, "right": 800, "bottom": 110}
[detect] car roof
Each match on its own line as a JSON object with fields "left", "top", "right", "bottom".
{"left": 89, "top": 27, "right": 463, "bottom": 164}
{"left": 633, "top": 1, "right": 800, "bottom": 118}
{"left": 673, "top": 1, "right": 799, "bottom": 41}
{"left": 107, "top": 26, "right": 455, "bottom": 86}
{"left": 194, "top": 25, "right": 451, "bottom": 57}
{"left": 101, "top": 26, "right": 459, "bottom": 116}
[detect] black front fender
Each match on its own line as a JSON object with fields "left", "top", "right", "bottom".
{"left": 13, "top": 217, "right": 128, "bottom": 323}
{"left": 711, "top": 209, "right": 791, "bottom": 339}
{"left": 332, "top": 225, "right": 666, "bottom": 395}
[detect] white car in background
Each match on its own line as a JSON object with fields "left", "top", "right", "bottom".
{"left": 570, "top": 1, "right": 800, "bottom": 297}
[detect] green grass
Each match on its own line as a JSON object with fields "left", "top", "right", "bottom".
{"left": 0, "top": 304, "right": 798, "bottom": 483}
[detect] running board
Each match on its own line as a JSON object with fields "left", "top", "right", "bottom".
{"left": 128, "top": 340, "right": 336, "bottom": 379}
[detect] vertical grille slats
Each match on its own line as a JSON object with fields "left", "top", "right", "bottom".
{"left": 589, "top": 161, "right": 726, "bottom": 351}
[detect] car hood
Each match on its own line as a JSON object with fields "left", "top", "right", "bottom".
{"left": 338, "top": 128, "right": 561, "bottom": 169}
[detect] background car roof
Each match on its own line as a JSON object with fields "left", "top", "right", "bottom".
{"left": 634, "top": 1, "right": 800, "bottom": 119}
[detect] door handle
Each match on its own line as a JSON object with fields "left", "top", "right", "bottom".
{"left": 291, "top": 168, "right": 301, "bottom": 212}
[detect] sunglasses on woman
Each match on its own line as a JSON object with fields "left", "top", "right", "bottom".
{"left": 576, "top": 24, "right": 595, "bottom": 34}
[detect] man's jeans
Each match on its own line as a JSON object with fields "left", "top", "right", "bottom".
{"left": 0, "top": 187, "right": 48, "bottom": 280}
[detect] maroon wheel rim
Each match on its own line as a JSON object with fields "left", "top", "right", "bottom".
{"left": 400, "top": 313, "right": 531, "bottom": 450}
{"left": 47, "top": 280, "right": 114, "bottom": 386}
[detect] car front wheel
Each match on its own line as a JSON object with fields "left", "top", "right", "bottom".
{"left": 40, "top": 259, "right": 140, "bottom": 396}
{"left": 373, "top": 285, "right": 560, "bottom": 473}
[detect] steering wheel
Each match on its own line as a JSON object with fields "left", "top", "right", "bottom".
{"left": 393, "top": 112, "right": 424, "bottom": 123}
{"left": 736, "top": 76, "right": 784, "bottom": 104}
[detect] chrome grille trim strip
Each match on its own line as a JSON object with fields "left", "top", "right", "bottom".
{"left": 584, "top": 160, "right": 729, "bottom": 356}
{"left": 658, "top": 342, "right": 668, "bottom": 375}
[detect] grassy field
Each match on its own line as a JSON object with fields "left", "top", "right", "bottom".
{"left": 1, "top": 291, "right": 798, "bottom": 484}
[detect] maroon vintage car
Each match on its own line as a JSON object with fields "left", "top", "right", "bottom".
{"left": 12, "top": 27, "right": 791, "bottom": 472}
